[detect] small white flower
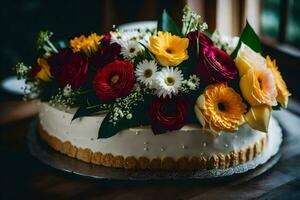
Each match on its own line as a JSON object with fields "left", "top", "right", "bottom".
{"left": 110, "top": 30, "right": 151, "bottom": 46}
{"left": 120, "top": 40, "right": 144, "bottom": 61}
{"left": 155, "top": 67, "right": 183, "bottom": 98}
{"left": 110, "top": 31, "right": 123, "bottom": 44}
{"left": 135, "top": 60, "right": 158, "bottom": 88}
{"left": 63, "top": 84, "right": 72, "bottom": 97}
{"left": 188, "top": 75, "right": 200, "bottom": 89}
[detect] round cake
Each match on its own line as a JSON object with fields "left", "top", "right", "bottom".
{"left": 38, "top": 103, "right": 267, "bottom": 170}
{"left": 16, "top": 6, "right": 290, "bottom": 172}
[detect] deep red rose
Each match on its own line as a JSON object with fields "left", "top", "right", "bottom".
{"left": 93, "top": 60, "right": 134, "bottom": 101}
{"left": 187, "top": 31, "right": 214, "bottom": 48}
{"left": 48, "top": 48, "right": 73, "bottom": 77}
{"left": 196, "top": 45, "right": 238, "bottom": 85}
{"left": 149, "top": 97, "right": 188, "bottom": 135}
{"left": 101, "top": 32, "right": 112, "bottom": 45}
{"left": 91, "top": 42, "right": 121, "bottom": 68}
{"left": 48, "top": 49, "right": 89, "bottom": 89}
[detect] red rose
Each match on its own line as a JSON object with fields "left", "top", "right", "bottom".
{"left": 91, "top": 42, "right": 121, "bottom": 68}
{"left": 149, "top": 96, "right": 188, "bottom": 135}
{"left": 47, "top": 49, "right": 89, "bottom": 89}
{"left": 196, "top": 46, "right": 238, "bottom": 85}
{"left": 48, "top": 48, "right": 73, "bottom": 77}
{"left": 101, "top": 32, "right": 112, "bottom": 45}
{"left": 187, "top": 31, "right": 214, "bottom": 48}
{"left": 93, "top": 60, "right": 134, "bottom": 101}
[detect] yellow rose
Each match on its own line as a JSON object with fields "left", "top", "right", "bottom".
{"left": 149, "top": 31, "right": 189, "bottom": 67}
{"left": 240, "top": 68, "right": 277, "bottom": 106}
{"left": 35, "top": 58, "right": 53, "bottom": 81}
{"left": 235, "top": 43, "right": 267, "bottom": 76}
{"left": 244, "top": 105, "right": 271, "bottom": 132}
{"left": 266, "top": 56, "right": 291, "bottom": 108}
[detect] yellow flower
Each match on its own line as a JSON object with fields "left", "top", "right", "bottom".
{"left": 244, "top": 105, "right": 271, "bottom": 132}
{"left": 240, "top": 68, "right": 277, "bottom": 106}
{"left": 235, "top": 43, "right": 267, "bottom": 76}
{"left": 35, "top": 58, "right": 53, "bottom": 81}
{"left": 194, "top": 83, "right": 247, "bottom": 134}
{"left": 149, "top": 31, "right": 189, "bottom": 67}
{"left": 70, "top": 33, "right": 103, "bottom": 56}
{"left": 266, "top": 56, "right": 291, "bottom": 108}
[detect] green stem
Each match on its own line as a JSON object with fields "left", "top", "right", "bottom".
{"left": 46, "top": 40, "right": 58, "bottom": 53}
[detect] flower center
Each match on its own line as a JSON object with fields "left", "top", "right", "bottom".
{"left": 217, "top": 102, "right": 226, "bottom": 112}
{"left": 110, "top": 74, "right": 120, "bottom": 85}
{"left": 129, "top": 48, "right": 136, "bottom": 53}
{"left": 165, "top": 48, "right": 173, "bottom": 54}
{"left": 165, "top": 77, "right": 175, "bottom": 86}
{"left": 257, "top": 77, "right": 263, "bottom": 90}
{"left": 144, "top": 69, "right": 153, "bottom": 78}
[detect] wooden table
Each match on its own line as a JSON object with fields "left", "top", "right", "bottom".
{"left": 1, "top": 100, "right": 300, "bottom": 200}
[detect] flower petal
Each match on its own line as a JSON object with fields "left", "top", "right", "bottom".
{"left": 244, "top": 105, "right": 271, "bottom": 132}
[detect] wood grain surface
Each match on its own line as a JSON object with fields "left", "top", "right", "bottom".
{"left": 0, "top": 100, "right": 300, "bottom": 200}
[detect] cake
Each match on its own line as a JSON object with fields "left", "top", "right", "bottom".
{"left": 16, "top": 6, "right": 290, "bottom": 170}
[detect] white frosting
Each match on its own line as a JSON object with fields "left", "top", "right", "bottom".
{"left": 39, "top": 103, "right": 267, "bottom": 159}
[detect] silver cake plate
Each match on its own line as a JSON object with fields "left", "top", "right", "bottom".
{"left": 27, "top": 117, "right": 282, "bottom": 181}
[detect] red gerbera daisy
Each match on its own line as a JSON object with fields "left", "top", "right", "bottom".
{"left": 93, "top": 60, "right": 134, "bottom": 101}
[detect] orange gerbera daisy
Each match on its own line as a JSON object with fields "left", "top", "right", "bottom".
{"left": 70, "top": 33, "right": 103, "bottom": 56}
{"left": 266, "top": 56, "right": 291, "bottom": 108}
{"left": 194, "top": 83, "right": 247, "bottom": 134}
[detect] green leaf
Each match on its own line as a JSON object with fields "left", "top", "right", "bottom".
{"left": 98, "top": 96, "right": 151, "bottom": 139}
{"left": 272, "top": 104, "right": 282, "bottom": 110}
{"left": 72, "top": 104, "right": 108, "bottom": 121}
{"left": 230, "top": 20, "right": 262, "bottom": 58}
{"left": 157, "top": 9, "right": 181, "bottom": 36}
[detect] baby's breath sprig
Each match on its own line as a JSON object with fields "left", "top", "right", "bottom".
{"left": 108, "top": 85, "right": 151, "bottom": 126}
{"left": 36, "top": 30, "right": 58, "bottom": 57}
{"left": 23, "top": 80, "right": 41, "bottom": 101}
{"left": 182, "top": 5, "right": 208, "bottom": 35}
{"left": 15, "top": 62, "right": 32, "bottom": 80}
{"left": 49, "top": 84, "right": 80, "bottom": 110}
{"left": 180, "top": 75, "right": 200, "bottom": 93}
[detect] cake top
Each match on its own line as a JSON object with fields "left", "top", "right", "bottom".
{"left": 15, "top": 6, "right": 290, "bottom": 139}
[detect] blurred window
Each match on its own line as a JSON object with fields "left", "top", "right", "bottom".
{"left": 261, "top": 0, "right": 300, "bottom": 49}
{"left": 287, "top": 0, "right": 300, "bottom": 47}
{"left": 261, "top": 0, "right": 281, "bottom": 40}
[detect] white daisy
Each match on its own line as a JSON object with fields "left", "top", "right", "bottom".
{"left": 111, "top": 30, "right": 151, "bottom": 46}
{"left": 110, "top": 31, "right": 123, "bottom": 44}
{"left": 135, "top": 60, "right": 158, "bottom": 88}
{"left": 188, "top": 74, "right": 200, "bottom": 90}
{"left": 155, "top": 67, "right": 183, "bottom": 98}
{"left": 120, "top": 40, "right": 144, "bottom": 61}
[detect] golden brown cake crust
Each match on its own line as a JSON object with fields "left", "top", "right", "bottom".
{"left": 38, "top": 123, "right": 267, "bottom": 170}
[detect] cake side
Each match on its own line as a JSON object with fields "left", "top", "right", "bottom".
{"left": 38, "top": 103, "right": 268, "bottom": 170}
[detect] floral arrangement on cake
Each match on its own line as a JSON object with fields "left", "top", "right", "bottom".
{"left": 16, "top": 6, "right": 290, "bottom": 138}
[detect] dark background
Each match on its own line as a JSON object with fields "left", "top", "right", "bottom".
{"left": 0, "top": 0, "right": 299, "bottom": 100}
